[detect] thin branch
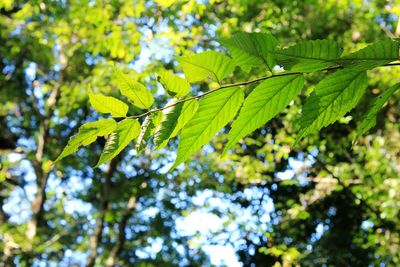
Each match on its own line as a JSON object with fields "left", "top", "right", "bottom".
{"left": 128, "top": 62, "right": 400, "bottom": 120}
{"left": 129, "top": 71, "right": 303, "bottom": 119}
{"left": 105, "top": 196, "right": 137, "bottom": 267}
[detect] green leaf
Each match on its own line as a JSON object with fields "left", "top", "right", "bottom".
{"left": 136, "top": 112, "right": 163, "bottom": 154}
{"left": 172, "top": 87, "right": 244, "bottom": 169}
{"left": 274, "top": 39, "right": 342, "bottom": 72}
{"left": 296, "top": 70, "right": 368, "bottom": 143}
{"left": 220, "top": 32, "right": 278, "bottom": 72}
{"left": 157, "top": 70, "right": 190, "bottom": 98}
{"left": 96, "top": 118, "right": 140, "bottom": 167}
{"left": 225, "top": 74, "right": 304, "bottom": 153}
{"left": 115, "top": 70, "right": 154, "bottom": 109}
{"left": 176, "top": 51, "right": 235, "bottom": 83}
{"left": 88, "top": 90, "right": 128, "bottom": 118}
{"left": 355, "top": 83, "right": 400, "bottom": 141}
{"left": 55, "top": 119, "right": 117, "bottom": 162}
{"left": 153, "top": 99, "right": 199, "bottom": 150}
{"left": 338, "top": 39, "right": 399, "bottom": 70}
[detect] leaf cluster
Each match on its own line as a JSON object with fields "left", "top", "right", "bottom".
{"left": 55, "top": 33, "right": 400, "bottom": 169}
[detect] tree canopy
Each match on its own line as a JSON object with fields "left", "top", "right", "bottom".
{"left": 1, "top": 0, "right": 400, "bottom": 266}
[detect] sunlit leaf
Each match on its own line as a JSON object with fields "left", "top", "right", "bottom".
{"left": 96, "top": 118, "right": 140, "bottom": 167}
{"left": 55, "top": 119, "right": 117, "bottom": 162}
{"left": 172, "top": 87, "right": 244, "bottom": 169}
{"left": 88, "top": 90, "right": 128, "bottom": 118}
{"left": 225, "top": 74, "right": 304, "bottom": 153}
{"left": 157, "top": 70, "right": 191, "bottom": 98}
{"left": 176, "top": 51, "right": 235, "bottom": 83}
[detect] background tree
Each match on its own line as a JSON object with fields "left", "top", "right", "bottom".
{"left": 1, "top": 0, "right": 399, "bottom": 266}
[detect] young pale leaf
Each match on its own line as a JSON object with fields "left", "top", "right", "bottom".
{"left": 55, "top": 119, "right": 117, "bottom": 162}
{"left": 296, "top": 70, "right": 368, "bottom": 144}
{"left": 96, "top": 118, "right": 140, "bottom": 167}
{"left": 153, "top": 99, "right": 199, "bottom": 150}
{"left": 136, "top": 112, "right": 163, "bottom": 154}
{"left": 274, "top": 39, "right": 342, "bottom": 72}
{"left": 355, "top": 83, "right": 400, "bottom": 141}
{"left": 176, "top": 51, "right": 235, "bottom": 83}
{"left": 225, "top": 74, "right": 304, "bottom": 153}
{"left": 115, "top": 70, "right": 154, "bottom": 109}
{"left": 339, "top": 39, "right": 399, "bottom": 70}
{"left": 171, "top": 87, "right": 244, "bottom": 170}
{"left": 88, "top": 90, "right": 128, "bottom": 118}
{"left": 220, "top": 32, "right": 278, "bottom": 72}
{"left": 157, "top": 70, "right": 190, "bottom": 98}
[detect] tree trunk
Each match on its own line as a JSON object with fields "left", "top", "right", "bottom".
{"left": 105, "top": 196, "right": 137, "bottom": 267}
{"left": 86, "top": 158, "right": 120, "bottom": 267}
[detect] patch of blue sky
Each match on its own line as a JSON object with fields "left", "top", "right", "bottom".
{"left": 203, "top": 244, "right": 242, "bottom": 267}
{"left": 361, "top": 220, "right": 374, "bottom": 230}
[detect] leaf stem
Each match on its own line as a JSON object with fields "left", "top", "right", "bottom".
{"left": 128, "top": 62, "right": 400, "bottom": 119}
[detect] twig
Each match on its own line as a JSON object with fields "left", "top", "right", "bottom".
{"left": 128, "top": 62, "right": 400, "bottom": 119}
{"left": 129, "top": 71, "right": 302, "bottom": 119}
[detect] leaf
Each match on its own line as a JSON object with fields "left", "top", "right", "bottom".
{"left": 153, "top": 99, "right": 199, "bottom": 150}
{"left": 172, "top": 87, "right": 244, "bottom": 169}
{"left": 296, "top": 70, "right": 368, "bottom": 143}
{"left": 176, "top": 51, "right": 235, "bottom": 83}
{"left": 88, "top": 90, "right": 128, "bottom": 118}
{"left": 338, "top": 39, "right": 399, "bottom": 70}
{"left": 273, "top": 39, "right": 342, "bottom": 72}
{"left": 136, "top": 112, "right": 163, "bottom": 154}
{"left": 225, "top": 74, "right": 304, "bottom": 153}
{"left": 115, "top": 70, "right": 154, "bottom": 109}
{"left": 220, "top": 32, "right": 278, "bottom": 72}
{"left": 157, "top": 70, "right": 190, "bottom": 98}
{"left": 96, "top": 118, "right": 140, "bottom": 167}
{"left": 55, "top": 119, "right": 117, "bottom": 162}
{"left": 355, "top": 83, "right": 400, "bottom": 141}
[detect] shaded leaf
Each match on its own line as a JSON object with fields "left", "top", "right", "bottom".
{"left": 220, "top": 32, "right": 278, "bottom": 72}
{"left": 274, "top": 39, "right": 342, "bottom": 72}
{"left": 355, "top": 83, "right": 400, "bottom": 141}
{"left": 154, "top": 99, "right": 199, "bottom": 150}
{"left": 136, "top": 112, "right": 163, "bottom": 154}
{"left": 296, "top": 70, "right": 368, "bottom": 143}
{"left": 339, "top": 39, "right": 399, "bottom": 70}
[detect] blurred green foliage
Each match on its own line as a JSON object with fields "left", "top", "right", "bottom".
{"left": 0, "top": 0, "right": 399, "bottom": 266}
